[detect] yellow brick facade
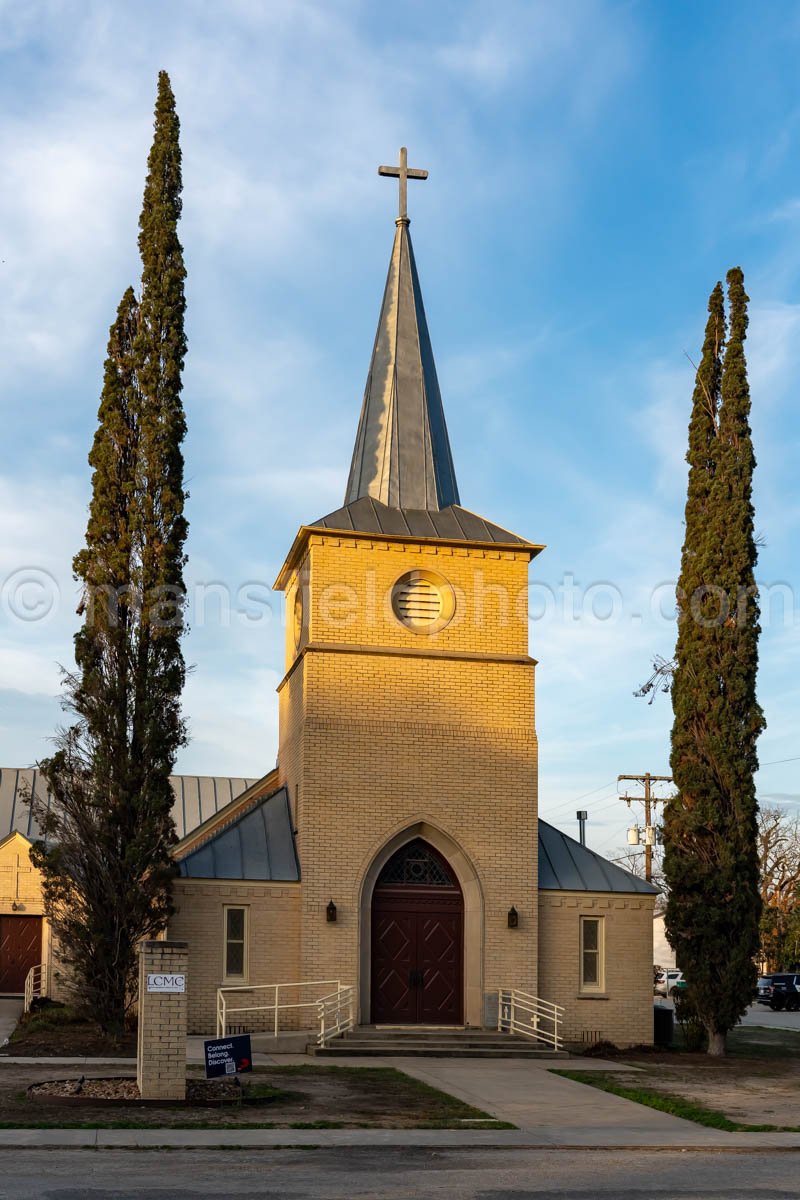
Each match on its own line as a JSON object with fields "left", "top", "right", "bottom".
{"left": 276, "top": 530, "right": 539, "bottom": 1026}
{"left": 169, "top": 879, "right": 302, "bottom": 1033}
{"left": 137, "top": 941, "right": 188, "bottom": 1100}
{"left": 3, "top": 531, "right": 656, "bottom": 1049}
{"left": 538, "top": 890, "right": 655, "bottom": 1047}
{"left": 0, "top": 833, "right": 44, "bottom": 914}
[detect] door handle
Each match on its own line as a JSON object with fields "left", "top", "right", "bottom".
{"left": 408, "top": 969, "right": 424, "bottom": 989}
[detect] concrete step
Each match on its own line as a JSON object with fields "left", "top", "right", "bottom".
{"left": 343, "top": 1036, "right": 537, "bottom": 1046}
{"left": 308, "top": 1030, "right": 565, "bottom": 1058}
{"left": 310, "top": 1042, "right": 567, "bottom": 1058}
{"left": 307, "top": 1024, "right": 567, "bottom": 1059}
{"left": 343, "top": 1027, "right": 515, "bottom": 1040}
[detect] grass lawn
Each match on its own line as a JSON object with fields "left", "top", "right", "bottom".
{"left": 0, "top": 1062, "right": 512, "bottom": 1130}
{"left": 3, "top": 1006, "right": 511, "bottom": 1129}
{"left": 553, "top": 1025, "right": 800, "bottom": 1132}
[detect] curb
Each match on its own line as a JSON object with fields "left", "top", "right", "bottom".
{"left": 2, "top": 1128, "right": 800, "bottom": 1150}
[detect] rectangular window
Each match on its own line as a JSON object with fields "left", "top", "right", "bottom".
{"left": 580, "top": 916, "right": 604, "bottom": 992}
{"left": 224, "top": 906, "right": 248, "bottom": 980}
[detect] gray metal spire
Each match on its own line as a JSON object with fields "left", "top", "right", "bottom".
{"left": 344, "top": 150, "right": 460, "bottom": 511}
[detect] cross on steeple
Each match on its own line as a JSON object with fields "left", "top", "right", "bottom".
{"left": 378, "top": 147, "right": 428, "bottom": 222}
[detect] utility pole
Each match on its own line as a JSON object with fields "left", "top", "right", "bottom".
{"left": 618, "top": 773, "right": 672, "bottom": 882}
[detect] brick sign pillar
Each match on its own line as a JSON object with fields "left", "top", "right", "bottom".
{"left": 137, "top": 940, "right": 188, "bottom": 1101}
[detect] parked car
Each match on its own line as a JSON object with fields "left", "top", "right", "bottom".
{"left": 655, "top": 969, "right": 685, "bottom": 997}
{"left": 756, "top": 974, "right": 800, "bottom": 1011}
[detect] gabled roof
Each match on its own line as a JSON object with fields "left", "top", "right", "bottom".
{"left": 538, "top": 820, "right": 659, "bottom": 894}
{"left": 345, "top": 217, "right": 459, "bottom": 512}
{"left": 173, "top": 769, "right": 279, "bottom": 856}
{"left": 176, "top": 786, "right": 299, "bottom": 881}
{"left": 0, "top": 829, "right": 33, "bottom": 851}
{"left": 0, "top": 768, "right": 258, "bottom": 842}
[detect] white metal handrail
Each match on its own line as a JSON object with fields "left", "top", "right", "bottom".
{"left": 317, "top": 984, "right": 356, "bottom": 1046}
{"left": 498, "top": 988, "right": 565, "bottom": 1051}
{"left": 24, "top": 962, "right": 47, "bottom": 1012}
{"left": 216, "top": 979, "right": 344, "bottom": 1037}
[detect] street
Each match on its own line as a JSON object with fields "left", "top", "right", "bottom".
{"left": 740, "top": 1004, "right": 800, "bottom": 1031}
{"left": 1, "top": 1147, "right": 800, "bottom": 1198}
{"left": 654, "top": 999, "right": 800, "bottom": 1033}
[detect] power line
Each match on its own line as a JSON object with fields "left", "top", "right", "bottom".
{"left": 572, "top": 779, "right": 619, "bottom": 803}
{"left": 541, "top": 794, "right": 619, "bottom": 832}
{"left": 543, "top": 779, "right": 618, "bottom": 819}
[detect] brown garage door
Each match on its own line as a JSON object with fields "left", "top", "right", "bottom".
{"left": 0, "top": 915, "right": 42, "bottom": 994}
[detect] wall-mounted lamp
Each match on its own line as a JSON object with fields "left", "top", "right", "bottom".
{"left": 11, "top": 901, "right": 20, "bottom": 911}
{"left": 507, "top": 905, "right": 519, "bottom": 929}
{"left": 326, "top": 899, "right": 337, "bottom": 923}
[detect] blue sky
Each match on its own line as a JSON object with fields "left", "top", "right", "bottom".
{"left": 2, "top": 0, "right": 799, "bottom": 862}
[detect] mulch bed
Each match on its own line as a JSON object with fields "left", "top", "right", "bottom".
{"left": 28, "top": 1076, "right": 246, "bottom": 1106}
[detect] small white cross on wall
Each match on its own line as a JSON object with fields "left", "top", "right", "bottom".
{"left": 378, "top": 147, "right": 428, "bottom": 221}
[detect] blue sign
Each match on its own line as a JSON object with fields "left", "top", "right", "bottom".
{"left": 204, "top": 1033, "right": 253, "bottom": 1078}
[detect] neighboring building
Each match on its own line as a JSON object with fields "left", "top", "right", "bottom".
{"left": 0, "top": 165, "right": 657, "bottom": 1046}
{"left": 653, "top": 908, "right": 676, "bottom": 968}
{"left": 0, "top": 770, "right": 253, "bottom": 996}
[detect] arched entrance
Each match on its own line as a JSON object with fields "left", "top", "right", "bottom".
{"left": 370, "top": 838, "right": 464, "bottom": 1025}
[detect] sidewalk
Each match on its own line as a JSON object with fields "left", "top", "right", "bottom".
{"left": 1, "top": 1051, "right": 800, "bottom": 1149}
{"left": 0, "top": 998, "right": 23, "bottom": 1044}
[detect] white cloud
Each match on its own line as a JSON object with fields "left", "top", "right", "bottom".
{"left": 437, "top": 0, "right": 633, "bottom": 107}
{"left": 0, "top": 0, "right": 738, "bottom": 803}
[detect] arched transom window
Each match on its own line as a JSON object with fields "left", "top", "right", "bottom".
{"left": 376, "top": 839, "right": 456, "bottom": 888}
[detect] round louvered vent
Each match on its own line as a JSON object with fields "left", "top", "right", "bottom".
{"left": 391, "top": 570, "right": 455, "bottom": 634}
{"left": 394, "top": 576, "right": 441, "bottom": 625}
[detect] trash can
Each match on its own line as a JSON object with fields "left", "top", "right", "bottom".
{"left": 653, "top": 1003, "right": 674, "bottom": 1047}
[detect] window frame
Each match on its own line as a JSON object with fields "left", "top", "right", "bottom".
{"left": 579, "top": 915, "right": 605, "bottom": 994}
{"left": 223, "top": 904, "right": 249, "bottom": 983}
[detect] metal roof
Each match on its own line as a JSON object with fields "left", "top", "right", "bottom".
{"left": 538, "top": 820, "right": 659, "bottom": 894}
{"left": 312, "top": 496, "right": 532, "bottom": 548}
{"left": 176, "top": 787, "right": 299, "bottom": 881}
{"left": 345, "top": 217, "right": 460, "bottom": 511}
{"left": 0, "top": 769, "right": 257, "bottom": 843}
{"left": 3, "top": 767, "right": 653, "bottom": 894}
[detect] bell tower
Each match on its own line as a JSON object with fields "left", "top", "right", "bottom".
{"left": 273, "top": 151, "right": 543, "bottom": 1025}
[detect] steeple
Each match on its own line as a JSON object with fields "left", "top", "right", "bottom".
{"left": 344, "top": 149, "right": 460, "bottom": 511}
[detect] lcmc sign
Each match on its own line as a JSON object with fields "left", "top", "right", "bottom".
{"left": 146, "top": 973, "right": 186, "bottom": 993}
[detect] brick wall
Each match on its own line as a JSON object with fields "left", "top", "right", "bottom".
{"left": 168, "top": 879, "right": 302, "bottom": 1033}
{"left": 137, "top": 940, "right": 188, "bottom": 1100}
{"left": 538, "top": 890, "right": 655, "bottom": 1047}
{"left": 277, "top": 532, "right": 539, "bottom": 1023}
{"left": 0, "top": 834, "right": 44, "bottom": 914}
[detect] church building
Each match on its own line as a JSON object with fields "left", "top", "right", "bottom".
{"left": 0, "top": 151, "right": 657, "bottom": 1049}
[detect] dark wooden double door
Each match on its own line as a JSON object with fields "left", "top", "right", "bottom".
{"left": 371, "top": 864, "right": 464, "bottom": 1026}
{"left": 0, "top": 915, "right": 42, "bottom": 994}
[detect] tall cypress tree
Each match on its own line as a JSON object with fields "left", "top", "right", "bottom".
{"left": 664, "top": 270, "right": 764, "bottom": 1056}
{"left": 32, "top": 74, "right": 188, "bottom": 1035}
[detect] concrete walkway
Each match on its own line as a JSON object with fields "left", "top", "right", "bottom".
{"left": 1, "top": 1050, "right": 800, "bottom": 1149}
{"left": 0, "top": 998, "right": 23, "bottom": 1045}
